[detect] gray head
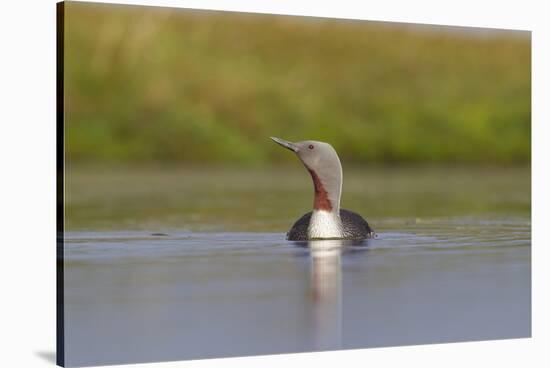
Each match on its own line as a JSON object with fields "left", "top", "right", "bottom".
{"left": 271, "top": 137, "right": 342, "bottom": 213}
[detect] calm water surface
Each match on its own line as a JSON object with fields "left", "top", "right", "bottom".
{"left": 63, "top": 167, "right": 531, "bottom": 366}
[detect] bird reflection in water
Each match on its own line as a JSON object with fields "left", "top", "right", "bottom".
{"left": 309, "top": 239, "right": 344, "bottom": 350}
{"left": 307, "top": 239, "right": 369, "bottom": 350}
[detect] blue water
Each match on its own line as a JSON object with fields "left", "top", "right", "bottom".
{"left": 62, "top": 217, "right": 531, "bottom": 367}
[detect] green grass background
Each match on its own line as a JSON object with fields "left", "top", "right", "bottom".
{"left": 64, "top": 2, "right": 531, "bottom": 165}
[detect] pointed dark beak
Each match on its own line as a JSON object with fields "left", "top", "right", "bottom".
{"left": 270, "top": 137, "right": 299, "bottom": 153}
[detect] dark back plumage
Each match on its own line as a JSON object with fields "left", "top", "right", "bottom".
{"left": 287, "top": 209, "right": 375, "bottom": 241}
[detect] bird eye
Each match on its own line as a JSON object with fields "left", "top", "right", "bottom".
{"left": 308, "top": 144, "right": 314, "bottom": 150}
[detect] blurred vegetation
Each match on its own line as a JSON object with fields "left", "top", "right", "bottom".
{"left": 64, "top": 2, "right": 531, "bottom": 165}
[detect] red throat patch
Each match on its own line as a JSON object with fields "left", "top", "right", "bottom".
{"left": 307, "top": 168, "right": 333, "bottom": 211}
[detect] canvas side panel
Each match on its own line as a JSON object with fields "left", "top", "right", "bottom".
{"left": 56, "top": 2, "right": 65, "bottom": 367}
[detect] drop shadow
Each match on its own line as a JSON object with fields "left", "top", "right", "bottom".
{"left": 35, "top": 351, "right": 56, "bottom": 365}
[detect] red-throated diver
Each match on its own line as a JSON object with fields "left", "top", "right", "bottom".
{"left": 271, "top": 137, "right": 375, "bottom": 241}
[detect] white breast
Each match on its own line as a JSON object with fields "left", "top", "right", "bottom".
{"left": 308, "top": 210, "right": 344, "bottom": 239}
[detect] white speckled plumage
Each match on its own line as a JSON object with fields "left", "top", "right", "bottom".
{"left": 308, "top": 210, "right": 344, "bottom": 239}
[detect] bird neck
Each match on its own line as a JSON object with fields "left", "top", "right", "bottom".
{"left": 305, "top": 165, "right": 344, "bottom": 239}
{"left": 306, "top": 165, "right": 342, "bottom": 215}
